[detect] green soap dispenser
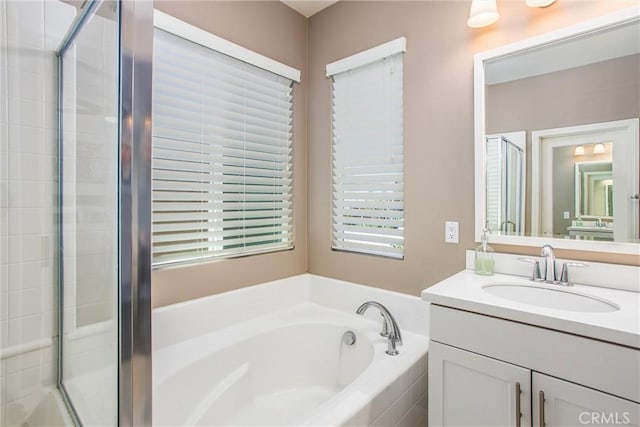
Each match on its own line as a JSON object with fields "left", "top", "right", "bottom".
{"left": 475, "top": 228, "right": 495, "bottom": 276}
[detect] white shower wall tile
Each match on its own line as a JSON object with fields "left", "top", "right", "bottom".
{"left": 8, "top": 125, "right": 53, "bottom": 155}
{"left": 1, "top": 0, "right": 116, "bottom": 423}
{"left": 5, "top": 0, "right": 44, "bottom": 49}
{"left": 0, "top": 123, "right": 7, "bottom": 152}
{"left": 0, "top": 291, "right": 7, "bottom": 321}
{"left": 7, "top": 234, "right": 52, "bottom": 264}
{"left": 1, "top": 346, "right": 55, "bottom": 427}
{"left": 0, "top": 0, "right": 5, "bottom": 44}
{"left": 1, "top": 0, "right": 63, "bottom": 424}
{"left": 8, "top": 260, "right": 54, "bottom": 291}
{"left": 7, "top": 67, "right": 45, "bottom": 103}
{"left": 8, "top": 98, "right": 46, "bottom": 128}
{"left": 43, "top": 0, "right": 76, "bottom": 51}
{"left": 8, "top": 313, "right": 46, "bottom": 346}
{"left": 8, "top": 207, "right": 55, "bottom": 236}
{"left": 8, "top": 152, "right": 56, "bottom": 182}
{"left": 0, "top": 320, "right": 7, "bottom": 349}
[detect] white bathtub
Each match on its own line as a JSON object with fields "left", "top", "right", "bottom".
{"left": 153, "top": 274, "right": 429, "bottom": 426}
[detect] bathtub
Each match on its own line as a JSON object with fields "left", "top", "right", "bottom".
{"left": 153, "top": 274, "right": 429, "bottom": 426}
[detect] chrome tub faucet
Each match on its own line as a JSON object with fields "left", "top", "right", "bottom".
{"left": 356, "top": 301, "right": 403, "bottom": 356}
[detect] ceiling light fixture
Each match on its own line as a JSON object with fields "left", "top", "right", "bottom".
{"left": 593, "top": 143, "right": 606, "bottom": 154}
{"left": 467, "top": 0, "right": 499, "bottom": 28}
{"left": 469, "top": 0, "right": 558, "bottom": 28}
{"left": 574, "top": 145, "right": 585, "bottom": 156}
{"left": 526, "top": 0, "right": 556, "bottom": 7}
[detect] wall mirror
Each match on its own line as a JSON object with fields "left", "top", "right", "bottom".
{"left": 474, "top": 7, "right": 640, "bottom": 254}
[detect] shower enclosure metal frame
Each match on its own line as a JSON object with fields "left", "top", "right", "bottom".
{"left": 55, "top": 1, "right": 153, "bottom": 425}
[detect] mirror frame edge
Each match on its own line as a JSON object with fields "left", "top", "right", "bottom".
{"left": 473, "top": 6, "right": 640, "bottom": 255}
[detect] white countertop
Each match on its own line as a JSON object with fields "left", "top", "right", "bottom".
{"left": 422, "top": 270, "right": 640, "bottom": 349}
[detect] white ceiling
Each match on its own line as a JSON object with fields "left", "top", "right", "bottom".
{"left": 280, "top": 0, "right": 338, "bottom": 18}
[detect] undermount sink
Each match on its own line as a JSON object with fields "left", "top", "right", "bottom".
{"left": 482, "top": 283, "right": 620, "bottom": 313}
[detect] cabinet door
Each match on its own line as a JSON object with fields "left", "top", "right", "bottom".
{"left": 533, "top": 373, "right": 640, "bottom": 427}
{"left": 429, "top": 341, "right": 531, "bottom": 427}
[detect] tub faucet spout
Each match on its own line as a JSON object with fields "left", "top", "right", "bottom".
{"left": 356, "top": 301, "right": 403, "bottom": 356}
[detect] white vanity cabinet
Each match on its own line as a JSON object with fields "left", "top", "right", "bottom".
{"left": 532, "top": 373, "right": 639, "bottom": 427}
{"left": 430, "top": 341, "right": 639, "bottom": 427}
{"left": 429, "top": 341, "right": 530, "bottom": 427}
{"left": 428, "top": 305, "right": 640, "bottom": 427}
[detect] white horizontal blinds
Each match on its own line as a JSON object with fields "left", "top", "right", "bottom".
{"left": 331, "top": 52, "right": 404, "bottom": 258}
{"left": 152, "top": 29, "right": 294, "bottom": 266}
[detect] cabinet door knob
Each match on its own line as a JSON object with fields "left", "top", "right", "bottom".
{"left": 539, "top": 390, "right": 545, "bottom": 427}
{"left": 515, "top": 382, "right": 522, "bottom": 427}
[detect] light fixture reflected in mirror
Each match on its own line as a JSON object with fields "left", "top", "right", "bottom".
{"left": 593, "top": 143, "right": 606, "bottom": 154}
{"left": 574, "top": 145, "right": 585, "bottom": 156}
{"left": 467, "top": 0, "right": 499, "bottom": 28}
{"left": 526, "top": 0, "right": 556, "bottom": 7}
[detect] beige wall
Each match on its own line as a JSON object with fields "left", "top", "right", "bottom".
{"left": 307, "top": 0, "right": 639, "bottom": 298}
{"left": 487, "top": 55, "right": 640, "bottom": 235}
{"left": 152, "top": 0, "right": 639, "bottom": 307}
{"left": 152, "top": 1, "right": 308, "bottom": 307}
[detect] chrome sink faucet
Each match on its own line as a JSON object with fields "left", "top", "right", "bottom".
{"left": 519, "top": 244, "right": 587, "bottom": 286}
{"left": 356, "top": 301, "right": 402, "bottom": 356}
{"left": 541, "top": 244, "right": 556, "bottom": 283}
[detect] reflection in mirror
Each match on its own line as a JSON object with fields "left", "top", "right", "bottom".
{"left": 532, "top": 120, "right": 637, "bottom": 243}
{"left": 576, "top": 160, "right": 613, "bottom": 219}
{"left": 476, "top": 9, "right": 640, "bottom": 251}
{"left": 485, "top": 132, "right": 525, "bottom": 235}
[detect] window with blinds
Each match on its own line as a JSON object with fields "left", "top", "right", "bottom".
{"left": 328, "top": 41, "right": 405, "bottom": 259}
{"left": 152, "top": 26, "right": 295, "bottom": 266}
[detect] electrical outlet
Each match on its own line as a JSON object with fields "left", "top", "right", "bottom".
{"left": 445, "top": 221, "right": 459, "bottom": 244}
{"left": 563, "top": 211, "right": 570, "bottom": 219}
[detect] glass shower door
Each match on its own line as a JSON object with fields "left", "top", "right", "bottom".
{"left": 486, "top": 135, "right": 524, "bottom": 235}
{"left": 58, "top": 1, "right": 119, "bottom": 424}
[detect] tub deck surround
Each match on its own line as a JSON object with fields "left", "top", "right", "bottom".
{"left": 422, "top": 269, "right": 640, "bottom": 349}
{"left": 152, "top": 274, "right": 429, "bottom": 426}
{"left": 153, "top": 274, "right": 429, "bottom": 348}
